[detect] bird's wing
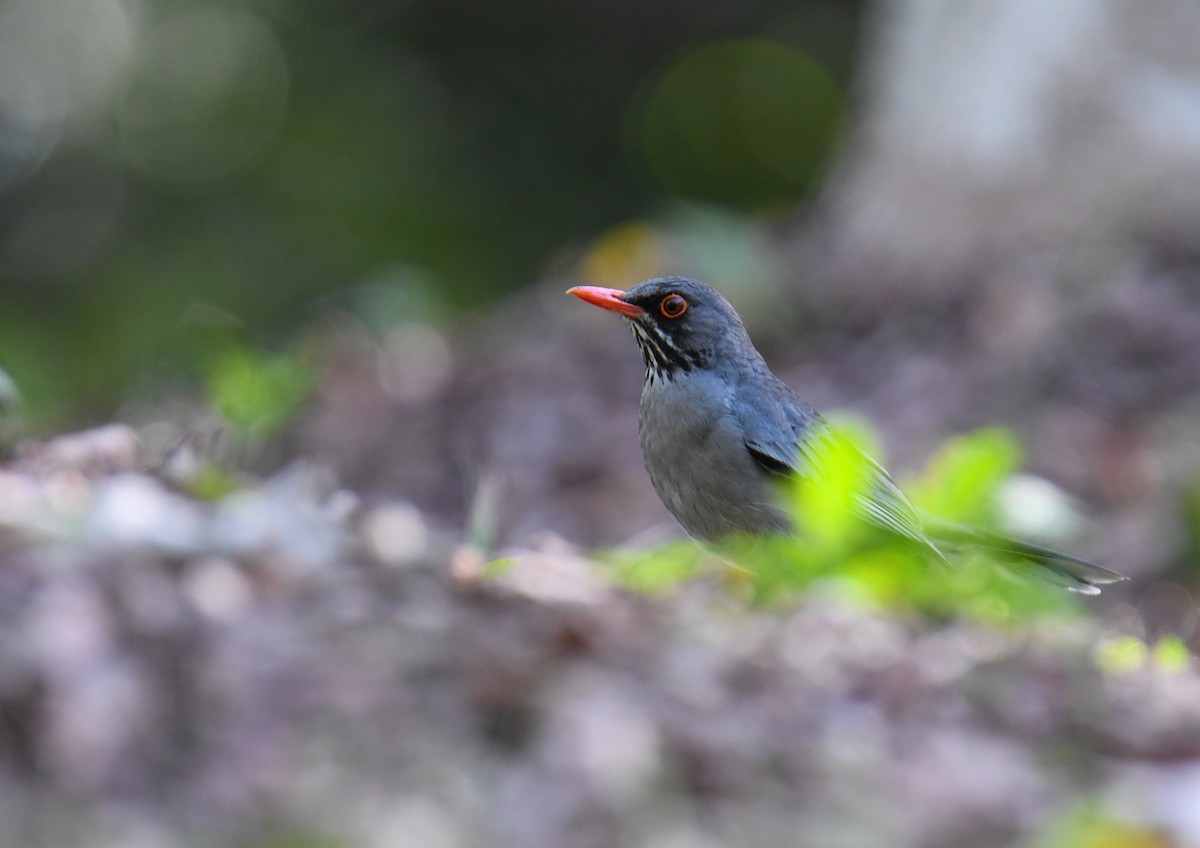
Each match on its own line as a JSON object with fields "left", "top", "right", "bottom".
{"left": 734, "top": 371, "right": 818, "bottom": 477}
{"left": 923, "top": 517, "right": 1127, "bottom": 594}
{"left": 733, "top": 374, "right": 1125, "bottom": 591}
{"left": 735, "top": 379, "right": 947, "bottom": 561}
{"left": 852, "top": 453, "right": 947, "bottom": 559}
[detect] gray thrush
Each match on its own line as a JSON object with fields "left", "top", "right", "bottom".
{"left": 568, "top": 276, "right": 1126, "bottom": 594}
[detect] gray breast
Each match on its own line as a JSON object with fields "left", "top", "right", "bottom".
{"left": 638, "top": 370, "right": 791, "bottom": 541}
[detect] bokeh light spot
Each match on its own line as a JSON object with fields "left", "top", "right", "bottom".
{"left": 117, "top": 7, "right": 288, "bottom": 186}
{"left": 631, "top": 39, "right": 845, "bottom": 210}
{"left": 0, "top": 0, "right": 133, "bottom": 191}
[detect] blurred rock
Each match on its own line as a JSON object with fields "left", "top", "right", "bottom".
{"left": 87, "top": 474, "right": 205, "bottom": 555}
{"left": 15, "top": 423, "right": 141, "bottom": 477}
{"left": 361, "top": 501, "right": 431, "bottom": 568}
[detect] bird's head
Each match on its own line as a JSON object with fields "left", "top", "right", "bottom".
{"left": 567, "top": 277, "right": 755, "bottom": 380}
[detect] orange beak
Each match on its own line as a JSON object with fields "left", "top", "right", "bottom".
{"left": 566, "top": 286, "right": 646, "bottom": 317}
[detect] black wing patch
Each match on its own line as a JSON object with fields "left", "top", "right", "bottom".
{"left": 746, "top": 441, "right": 798, "bottom": 477}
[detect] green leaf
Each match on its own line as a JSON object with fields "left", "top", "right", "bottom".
{"left": 187, "top": 463, "right": 244, "bottom": 501}
{"left": 206, "top": 347, "right": 314, "bottom": 436}
{"left": 483, "top": 556, "right": 518, "bottom": 578}
{"left": 605, "top": 542, "right": 708, "bottom": 593}
{"left": 1094, "top": 636, "right": 1148, "bottom": 674}
{"left": 1152, "top": 636, "right": 1192, "bottom": 673}
{"left": 911, "top": 428, "right": 1022, "bottom": 523}
{"left": 788, "top": 421, "right": 878, "bottom": 550}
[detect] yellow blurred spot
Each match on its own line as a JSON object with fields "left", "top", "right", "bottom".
{"left": 1094, "top": 636, "right": 1148, "bottom": 674}
{"left": 1090, "top": 829, "right": 1172, "bottom": 848}
{"left": 1037, "top": 803, "right": 1173, "bottom": 848}
{"left": 1067, "top": 821, "right": 1169, "bottom": 848}
{"left": 719, "top": 556, "right": 754, "bottom": 592}
{"left": 1094, "top": 635, "right": 1194, "bottom": 675}
{"left": 578, "top": 222, "right": 666, "bottom": 286}
{"left": 1151, "top": 636, "right": 1192, "bottom": 673}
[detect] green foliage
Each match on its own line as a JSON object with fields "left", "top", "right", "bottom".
{"left": 482, "top": 556, "right": 518, "bottom": 578}
{"left": 1034, "top": 802, "right": 1164, "bottom": 848}
{"left": 1180, "top": 480, "right": 1200, "bottom": 576}
{"left": 1094, "top": 634, "right": 1192, "bottom": 675}
{"left": 205, "top": 346, "right": 314, "bottom": 437}
{"left": 0, "top": 316, "right": 68, "bottom": 432}
{"left": 788, "top": 416, "right": 880, "bottom": 550}
{"left": 604, "top": 425, "right": 1080, "bottom": 623}
{"left": 185, "top": 463, "right": 244, "bottom": 501}
{"left": 907, "top": 427, "right": 1021, "bottom": 524}
{"left": 1154, "top": 635, "right": 1193, "bottom": 672}
{"left": 608, "top": 542, "right": 709, "bottom": 594}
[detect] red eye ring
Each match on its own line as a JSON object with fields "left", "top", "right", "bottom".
{"left": 660, "top": 294, "right": 688, "bottom": 318}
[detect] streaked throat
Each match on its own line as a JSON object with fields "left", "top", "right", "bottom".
{"left": 628, "top": 320, "right": 704, "bottom": 383}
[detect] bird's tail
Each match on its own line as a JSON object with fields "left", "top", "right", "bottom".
{"left": 924, "top": 519, "right": 1128, "bottom": 596}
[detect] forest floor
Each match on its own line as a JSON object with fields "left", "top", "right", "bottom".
{"left": 1, "top": 408, "right": 1198, "bottom": 848}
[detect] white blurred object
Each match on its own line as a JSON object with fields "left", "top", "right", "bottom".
{"left": 210, "top": 462, "right": 356, "bottom": 574}
{"left": 995, "top": 473, "right": 1083, "bottom": 540}
{"left": 1110, "top": 761, "right": 1200, "bottom": 848}
{"left": 87, "top": 473, "right": 205, "bottom": 555}
{"left": 0, "top": 0, "right": 133, "bottom": 189}
{"left": 832, "top": 0, "right": 1200, "bottom": 283}
{"left": 870, "top": 0, "right": 1102, "bottom": 171}
{"left": 362, "top": 501, "right": 430, "bottom": 567}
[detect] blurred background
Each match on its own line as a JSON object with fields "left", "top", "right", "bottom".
{"left": 3, "top": 0, "right": 1200, "bottom": 565}
{"left": 0, "top": 0, "right": 853, "bottom": 423}
{"left": 4, "top": 2, "right": 1200, "bottom": 846}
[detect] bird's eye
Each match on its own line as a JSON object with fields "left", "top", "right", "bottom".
{"left": 660, "top": 294, "right": 688, "bottom": 318}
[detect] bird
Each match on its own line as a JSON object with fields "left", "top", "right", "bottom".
{"left": 567, "top": 276, "right": 1127, "bottom": 595}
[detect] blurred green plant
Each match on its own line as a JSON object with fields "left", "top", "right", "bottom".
{"left": 1094, "top": 634, "right": 1191, "bottom": 675}
{"left": 185, "top": 463, "right": 246, "bottom": 502}
{"left": 603, "top": 424, "right": 1082, "bottom": 623}
{"left": 907, "top": 427, "right": 1021, "bottom": 526}
{"left": 1180, "top": 480, "right": 1200, "bottom": 579}
{"left": 205, "top": 346, "right": 314, "bottom": 438}
{"left": 610, "top": 541, "right": 711, "bottom": 594}
{"left": 1034, "top": 802, "right": 1166, "bottom": 848}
